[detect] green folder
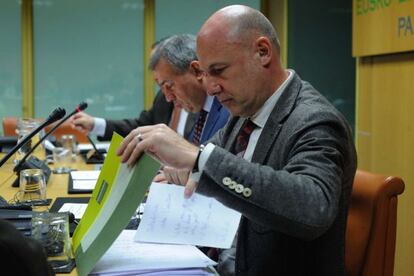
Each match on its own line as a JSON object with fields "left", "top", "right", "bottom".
{"left": 72, "top": 133, "right": 160, "bottom": 276}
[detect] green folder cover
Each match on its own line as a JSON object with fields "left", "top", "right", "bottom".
{"left": 72, "top": 133, "right": 160, "bottom": 276}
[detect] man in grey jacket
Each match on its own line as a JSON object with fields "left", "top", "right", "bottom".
{"left": 118, "top": 5, "right": 357, "bottom": 276}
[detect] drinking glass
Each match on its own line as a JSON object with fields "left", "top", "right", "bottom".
{"left": 18, "top": 169, "right": 47, "bottom": 204}
{"left": 52, "top": 147, "right": 72, "bottom": 174}
{"left": 31, "top": 212, "right": 73, "bottom": 271}
{"left": 61, "top": 134, "right": 77, "bottom": 160}
{"left": 15, "top": 118, "right": 42, "bottom": 164}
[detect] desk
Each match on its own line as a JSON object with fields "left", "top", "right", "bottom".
{"left": 0, "top": 154, "right": 92, "bottom": 276}
{"left": 0, "top": 155, "right": 220, "bottom": 276}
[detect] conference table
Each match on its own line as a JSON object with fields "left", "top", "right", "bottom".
{"left": 0, "top": 152, "right": 93, "bottom": 276}
{"left": 0, "top": 152, "right": 220, "bottom": 276}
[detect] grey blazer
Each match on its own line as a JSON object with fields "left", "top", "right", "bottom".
{"left": 197, "top": 73, "right": 357, "bottom": 275}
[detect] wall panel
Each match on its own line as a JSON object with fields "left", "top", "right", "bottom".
{"left": 357, "top": 52, "right": 414, "bottom": 276}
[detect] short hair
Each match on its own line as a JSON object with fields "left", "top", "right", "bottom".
{"left": 151, "top": 36, "right": 171, "bottom": 50}
{"left": 229, "top": 8, "right": 280, "bottom": 51}
{"left": 148, "top": 34, "right": 197, "bottom": 74}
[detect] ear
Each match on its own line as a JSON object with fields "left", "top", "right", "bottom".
{"left": 190, "top": 60, "right": 204, "bottom": 81}
{"left": 255, "top": 37, "right": 272, "bottom": 67}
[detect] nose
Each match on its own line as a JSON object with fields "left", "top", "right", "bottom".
{"left": 162, "top": 88, "right": 176, "bottom": 102}
{"left": 203, "top": 74, "right": 221, "bottom": 96}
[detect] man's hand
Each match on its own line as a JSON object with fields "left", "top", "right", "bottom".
{"left": 117, "top": 124, "right": 199, "bottom": 170}
{"left": 70, "top": 112, "right": 95, "bottom": 133}
{"left": 161, "top": 166, "right": 190, "bottom": 185}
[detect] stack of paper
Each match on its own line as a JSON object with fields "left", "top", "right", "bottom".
{"left": 90, "top": 230, "right": 216, "bottom": 275}
{"left": 92, "top": 183, "right": 241, "bottom": 275}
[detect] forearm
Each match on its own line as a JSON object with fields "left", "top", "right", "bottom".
{"left": 197, "top": 147, "right": 341, "bottom": 240}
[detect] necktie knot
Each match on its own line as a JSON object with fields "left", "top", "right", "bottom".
{"left": 192, "top": 110, "right": 208, "bottom": 145}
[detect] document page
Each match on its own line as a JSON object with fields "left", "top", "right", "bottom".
{"left": 59, "top": 203, "right": 88, "bottom": 219}
{"left": 91, "top": 230, "right": 216, "bottom": 275}
{"left": 135, "top": 183, "right": 241, "bottom": 248}
{"left": 70, "top": 170, "right": 100, "bottom": 180}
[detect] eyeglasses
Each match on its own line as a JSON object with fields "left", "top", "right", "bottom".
{"left": 158, "top": 79, "right": 175, "bottom": 91}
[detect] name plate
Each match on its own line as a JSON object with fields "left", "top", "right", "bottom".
{"left": 353, "top": 0, "right": 414, "bottom": 56}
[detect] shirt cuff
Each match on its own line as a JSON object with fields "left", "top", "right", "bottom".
{"left": 91, "top": 117, "right": 106, "bottom": 137}
{"left": 190, "top": 143, "right": 215, "bottom": 182}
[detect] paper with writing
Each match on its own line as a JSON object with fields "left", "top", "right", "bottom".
{"left": 135, "top": 183, "right": 241, "bottom": 248}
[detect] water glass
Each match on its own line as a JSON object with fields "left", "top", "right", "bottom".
{"left": 52, "top": 147, "right": 72, "bottom": 174}
{"left": 31, "top": 212, "right": 73, "bottom": 270}
{"left": 15, "top": 118, "right": 42, "bottom": 164}
{"left": 18, "top": 169, "right": 46, "bottom": 204}
{"left": 61, "top": 134, "right": 77, "bottom": 159}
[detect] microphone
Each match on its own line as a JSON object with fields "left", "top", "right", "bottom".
{"left": 11, "top": 102, "right": 88, "bottom": 187}
{"left": 0, "top": 107, "right": 66, "bottom": 168}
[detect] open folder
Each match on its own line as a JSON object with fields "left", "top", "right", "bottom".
{"left": 72, "top": 133, "right": 160, "bottom": 276}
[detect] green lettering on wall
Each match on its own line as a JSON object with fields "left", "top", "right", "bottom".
{"left": 356, "top": 0, "right": 394, "bottom": 16}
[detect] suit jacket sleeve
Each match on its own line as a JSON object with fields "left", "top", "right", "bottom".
{"left": 196, "top": 82, "right": 357, "bottom": 242}
{"left": 98, "top": 91, "right": 173, "bottom": 140}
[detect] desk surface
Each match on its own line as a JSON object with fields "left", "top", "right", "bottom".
{"left": 0, "top": 155, "right": 93, "bottom": 276}
{"left": 0, "top": 155, "right": 219, "bottom": 276}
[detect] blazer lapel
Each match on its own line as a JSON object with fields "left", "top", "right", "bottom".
{"left": 252, "top": 74, "right": 302, "bottom": 163}
{"left": 200, "top": 97, "right": 221, "bottom": 143}
{"left": 184, "top": 112, "right": 197, "bottom": 140}
{"left": 224, "top": 117, "right": 245, "bottom": 151}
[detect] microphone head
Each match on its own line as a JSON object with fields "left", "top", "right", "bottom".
{"left": 48, "top": 107, "right": 66, "bottom": 123}
{"left": 77, "top": 101, "right": 88, "bottom": 111}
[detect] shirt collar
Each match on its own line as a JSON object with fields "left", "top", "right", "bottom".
{"left": 203, "top": 95, "right": 214, "bottom": 112}
{"left": 251, "top": 69, "right": 295, "bottom": 129}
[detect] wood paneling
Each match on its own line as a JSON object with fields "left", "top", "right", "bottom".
{"left": 357, "top": 51, "right": 414, "bottom": 276}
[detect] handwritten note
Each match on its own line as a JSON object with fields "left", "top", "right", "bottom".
{"left": 134, "top": 183, "right": 241, "bottom": 248}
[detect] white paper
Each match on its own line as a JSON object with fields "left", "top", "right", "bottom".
{"left": 73, "top": 179, "right": 97, "bottom": 190}
{"left": 58, "top": 203, "right": 88, "bottom": 219}
{"left": 91, "top": 230, "right": 216, "bottom": 275}
{"left": 78, "top": 142, "right": 110, "bottom": 152}
{"left": 70, "top": 170, "right": 100, "bottom": 180}
{"left": 135, "top": 183, "right": 241, "bottom": 249}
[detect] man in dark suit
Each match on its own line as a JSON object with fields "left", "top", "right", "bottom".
{"left": 119, "top": 5, "right": 356, "bottom": 275}
{"left": 71, "top": 91, "right": 195, "bottom": 140}
{"left": 71, "top": 34, "right": 229, "bottom": 146}
{"left": 149, "top": 34, "right": 229, "bottom": 146}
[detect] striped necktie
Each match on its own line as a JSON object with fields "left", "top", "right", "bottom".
{"left": 192, "top": 110, "right": 208, "bottom": 145}
{"left": 232, "top": 119, "right": 256, "bottom": 157}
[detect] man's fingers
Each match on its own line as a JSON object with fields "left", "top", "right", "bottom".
{"left": 153, "top": 173, "right": 168, "bottom": 183}
{"left": 126, "top": 137, "right": 150, "bottom": 167}
{"left": 117, "top": 129, "right": 139, "bottom": 156}
{"left": 184, "top": 179, "right": 198, "bottom": 198}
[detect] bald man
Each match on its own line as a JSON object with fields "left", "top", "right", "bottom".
{"left": 118, "top": 5, "right": 356, "bottom": 276}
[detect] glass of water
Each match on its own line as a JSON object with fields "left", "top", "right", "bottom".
{"left": 52, "top": 147, "right": 72, "bottom": 174}
{"left": 31, "top": 212, "right": 73, "bottom": 271}
{"left": 15, "top": 118, "right": 42, "bottom": 164}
